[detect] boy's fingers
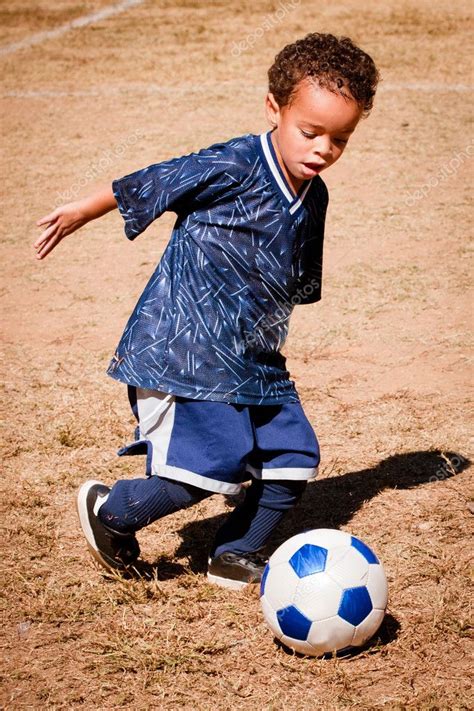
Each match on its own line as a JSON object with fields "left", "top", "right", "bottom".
{"left": 36, "top": 211, "right": 58, "bottom": 226}
{"left": 35, "top": 235, "right": 61, "bottom": 260}
{"left": 34, "top": 225, "right": 61, "bottom": 259}
{"left": 33, "top": 222, "right": 58, "bottom": 248}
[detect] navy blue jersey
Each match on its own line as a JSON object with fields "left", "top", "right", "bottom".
{"left": 108, "top": 131, "right": 328, "bottom": 405}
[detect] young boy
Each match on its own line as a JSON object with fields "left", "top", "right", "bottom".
{"left": 34, "top": 33, "right": 379, "bottom": 590}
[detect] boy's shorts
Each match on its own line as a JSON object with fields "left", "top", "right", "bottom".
{"left": 118, "top": 386, "right": 320, "bottom": 495}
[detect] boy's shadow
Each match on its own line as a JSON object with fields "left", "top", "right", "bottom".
{"left": 139, "top": 449, "right": 468, "bottom": 581}
{"left": 130, "top": 449, "right": 469, "bottom": 654}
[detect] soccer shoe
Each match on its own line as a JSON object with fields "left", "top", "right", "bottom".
{"left": 207, "top": 551, "right": 267, "bottom": 591}
{"left": 76, "top": 480, "right": 140, "bottom": 572}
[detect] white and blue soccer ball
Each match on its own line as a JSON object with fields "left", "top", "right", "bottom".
{"left": 260, "top": 529, "right": 388, "bottom": 656}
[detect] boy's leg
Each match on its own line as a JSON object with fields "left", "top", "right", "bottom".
{"left": 207, "top": 479, "right": 306, "bottom": 590}
{"left": 77, "top": 480, "right": 140, "bottom": 572}
{"left": 77, "top": 386, "right": 253, "bottom": 573}
{"left": 77, "top": 476, "right": 210, "bottom": 572}
{"left": 207, "top": 399, "right": 319, "bottom": 590}
{"left": 99, "top": 475, "right": 210, "bottom": 532}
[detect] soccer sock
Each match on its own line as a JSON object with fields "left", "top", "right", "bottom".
{"left": 98, "top": 476, "right": 210, "bottom": 533}
{"left": 211, "top": 479, "right": 307, "bottom": 558}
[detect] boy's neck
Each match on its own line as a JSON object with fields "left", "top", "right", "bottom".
{"left": 269, "top": 129, "right": 305, "bottom": 196}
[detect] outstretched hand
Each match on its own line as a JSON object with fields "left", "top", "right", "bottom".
{"left": 34, "top": 202, "right": 88, "bottom": 260}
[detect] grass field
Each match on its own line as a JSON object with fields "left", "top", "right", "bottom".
{"left": 1, "top": 0, "right": 473, "bottom": 708}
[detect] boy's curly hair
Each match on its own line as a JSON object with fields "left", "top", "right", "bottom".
{"left": 268, "top": 33, "right": 380, "bottom": 116}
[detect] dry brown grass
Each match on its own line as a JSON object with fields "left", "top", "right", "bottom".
{"left": 1, "top": 0, "right": 473, "bottom": 708}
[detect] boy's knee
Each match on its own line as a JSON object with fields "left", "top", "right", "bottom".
{"left": 254, "top": 479, "right": 307, "bottom": 511}
{"left": 161, "top": 476, "right": 210, "bottom": 509}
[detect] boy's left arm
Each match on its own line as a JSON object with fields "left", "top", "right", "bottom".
{"left": 293, "top": 179, "right": 329, "bottom": 305}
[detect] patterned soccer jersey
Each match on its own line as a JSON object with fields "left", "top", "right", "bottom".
{"left": 108, "top": 131, "right": 328, "bottom": 405}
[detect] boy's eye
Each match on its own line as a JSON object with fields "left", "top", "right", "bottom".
{"left": 300, "top": 129, "right": 348, "bottom": 146}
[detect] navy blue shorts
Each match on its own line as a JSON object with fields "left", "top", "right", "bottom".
{"left": 118, "top": 386, "right": 320, "bottom": 495}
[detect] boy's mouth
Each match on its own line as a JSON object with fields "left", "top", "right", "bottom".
{"left": 302, "top": 162, "right": 325, "bottom": 174}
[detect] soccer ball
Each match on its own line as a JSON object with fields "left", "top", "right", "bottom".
{"left": 260, "top": 529, "right": 388, "bottom": 656}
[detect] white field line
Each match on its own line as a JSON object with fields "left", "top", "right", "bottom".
{"left": 1, "top": 81, "right": 473, "bottom": 99}
{"left": 0, "top": 0, "right": 145, "bottom": 57}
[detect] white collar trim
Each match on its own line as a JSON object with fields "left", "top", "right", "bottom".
{"left": 260, "top": 132, "right": 313, "bottom": 214}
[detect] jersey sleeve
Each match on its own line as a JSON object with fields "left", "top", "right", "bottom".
{"left": 292, "top": 178, "right": 329, "bottom": 305}
{"left": 112, "top": 138, "right": 250, "bottom": 240}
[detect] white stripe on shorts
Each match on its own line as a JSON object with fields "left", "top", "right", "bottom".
{"left": 246, "top": 463, "right": 318, "bottom": 481}
{"left": 136, "top": 387, "right": 175, "bottom": 471}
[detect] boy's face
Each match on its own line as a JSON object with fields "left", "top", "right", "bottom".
{"left": 265, "top": 78, "right": 363, "bottom": 191}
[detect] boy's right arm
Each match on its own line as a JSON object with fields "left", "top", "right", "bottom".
{"left": 33, "top": 184, "right": 117, "bottom": 260}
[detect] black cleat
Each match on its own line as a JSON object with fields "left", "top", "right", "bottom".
{"left": 207, "top": 551, "right": 267, "bottom": 590}
{"left": 76, "top": 480, "right": 140, "bottom": 572}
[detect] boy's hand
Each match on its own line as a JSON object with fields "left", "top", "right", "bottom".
{"left": 34, "top": 184, "right": 117, "bottom": 260}
{"left": 34, "top": 202, "right": 88, "bottom": 260}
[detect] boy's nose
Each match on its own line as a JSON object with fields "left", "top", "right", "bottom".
{"left": 313, "top": 135, "right": 332, "bottom": 159}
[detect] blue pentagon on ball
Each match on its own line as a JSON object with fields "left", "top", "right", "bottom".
{"left": 338, "top": 585, "right": 373, "bottom": 626}
{"left": 351, "top": 536, "right": 379, "bottom": 564}
{"left": 277, "top": 605, "right": 312, "bottom": 640}
{"left": 260, "top": 564, "right": 270, "bottom": 597}
{"left": 289, "top": 544, "right": 328, "bottom": 578}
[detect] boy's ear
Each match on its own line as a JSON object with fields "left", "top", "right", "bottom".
{"left": 265, "top": 92, "right": 280, "bottom": 128}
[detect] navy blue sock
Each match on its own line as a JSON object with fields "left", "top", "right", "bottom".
{"left": 98, "top": 476, "right": 210, "bottom": 533}
{"left": 211, "top": 479, "right": 307, "bottom": 558}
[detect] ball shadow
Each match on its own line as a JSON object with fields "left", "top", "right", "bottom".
{"left": 275, "top": 611, "right": 401, "bottom": 658}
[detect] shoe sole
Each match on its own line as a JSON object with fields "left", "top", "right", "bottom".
{"left": 206, "top": 571, "right": 253, "bottom": 591}
{"left": 76, "top": 479, "right": 117, "bottom": 573}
